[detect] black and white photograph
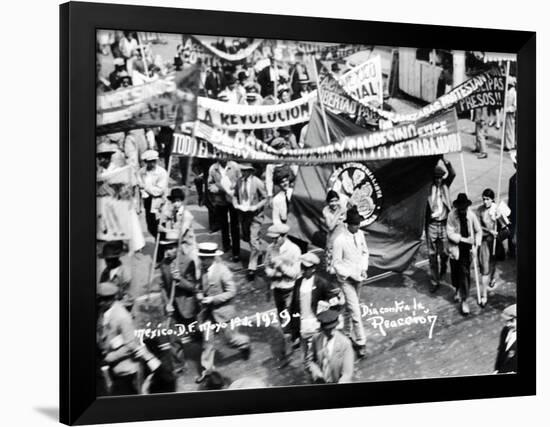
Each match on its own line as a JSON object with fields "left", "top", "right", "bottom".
{"left": 96, "top": 30, "right": 519, "bottom": 395}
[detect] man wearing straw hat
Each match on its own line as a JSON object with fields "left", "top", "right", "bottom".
{"left": 331, "top": 206, "right": 369, "bottom": 358}
{"left": 446, "top": 193, "right": 482, "bottom": 315}
{"left": 494, "top": 304, "right": 517, "bottom": 374}
{"left": 138, "top": 150, "right": 168, "bottom": 238}
{"left": 232, "top": 163, "right": 267, "bottom": 279}
{"left": 195, "top": 242, "right": 251, "bottom": 384}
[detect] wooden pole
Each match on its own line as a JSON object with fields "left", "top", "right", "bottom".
{"left": 493, "top": 60, "right": 511, "bottom": 254}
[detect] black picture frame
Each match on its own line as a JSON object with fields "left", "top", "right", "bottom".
{"left": 60, "top": 1, "right": 536, "bottom": 424}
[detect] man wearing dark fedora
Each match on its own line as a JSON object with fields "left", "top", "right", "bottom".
{"left": 307, "top": 309, "right": 354, "bottom": 384}
{"left": 232, "top": 163, "right": 267, "bottom": 279}
{"left": 494, "top": 304, "right": 517, "bottom": 374}
{"left": 195, "top": 242, "right": 251, "bottom": 383}
{"left": 99, "top": 240, "right": 133, "bottom": 309}
{"left": 425, "top": 158, "right": 456, "bottom": 293}
{"left": 331, "top": 206, "right": 369, "bottom": 358}
{"left": 447, "top": 193, "right": 482, "bottom": 315}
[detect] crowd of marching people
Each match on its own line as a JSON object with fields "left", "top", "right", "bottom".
{"left": 96, "top": 32, "right": 518, "bottom": 396}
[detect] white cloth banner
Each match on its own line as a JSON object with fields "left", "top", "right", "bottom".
{"left": 191, "top": 37, "right": 264, "bottom": 62}
{"left": 197, "top": 91, "right": 318, "bottom": 130}
{"left": 338, "top": 55, "right": 384, "bottom": 106}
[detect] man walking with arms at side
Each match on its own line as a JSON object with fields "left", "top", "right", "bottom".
{"left": 307, "top": 309, "right": 354, "bottom": 384}
{"left": 331, "top": 206, "right": 369, "bottom": 359}
{"left": 232, "top": 163, "right": 267, "bottom": 280}
{"left": 207, "top": 159, "right": 241, "bottom": 261}
{"left": 138, "top": 150, "right": 168, "bottom": 238}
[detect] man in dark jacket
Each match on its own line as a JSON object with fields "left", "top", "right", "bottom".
{"left": 494, "top": 304, "right": 517, "bottom": 374}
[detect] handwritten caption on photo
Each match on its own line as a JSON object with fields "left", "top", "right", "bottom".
{"left": 134, "top": 298, "right": 438, "bottom": 342}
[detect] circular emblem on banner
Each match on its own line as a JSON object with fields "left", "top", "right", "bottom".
{"left": 328, "top": 162, "right": 383, "bottom": 226}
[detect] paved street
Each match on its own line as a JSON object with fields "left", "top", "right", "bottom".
{"left": 117, "top": 121, "right": 517, "bottom": 389}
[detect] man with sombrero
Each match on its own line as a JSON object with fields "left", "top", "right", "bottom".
{"left": 331, "top": 206, "right": 369, "bottom": 358}
{"left": 99, "top": 240, "right": 133, "bottom": 309}
{"left": 232, "top": 163, "right": 267, "bottom": 279}
{"left": 446, "top": 193, "right": 482, "bottom": 315}
{"left": 194, "top": 242, "right": 251, "bottom": 383}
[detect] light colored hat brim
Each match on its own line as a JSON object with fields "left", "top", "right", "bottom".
{"left": 198, "top": 250, "right": 224, "bottom": 257}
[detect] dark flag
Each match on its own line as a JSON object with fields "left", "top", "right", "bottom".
{"left": 96, "top": 64, "right": 201, "bottom": 135}
{"left": 288, "top": 103, "right": 439, "bottom": 272}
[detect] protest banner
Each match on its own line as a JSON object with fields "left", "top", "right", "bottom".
{"left": 316, "top": 59, "right": 385, "bottom": 127}
{"left": 340, "top": 68, "right": 500, "bottom": 123}
{"left": 96, "top": 65, "right": 200, "bottom": 135}
{"left": 455, "top": 74, "right": 505, "bottom": 113}
{"left": 181, "top": 35, "right": 264, "bottom": 64}
{"left": 338, "top": 55, "right": 384, "bottom": 106}
{"left": 197, "top": 91, "right": 317, "bottom": 130}
{"left": 173, "top": 107, "right": 461, "bottom": 164}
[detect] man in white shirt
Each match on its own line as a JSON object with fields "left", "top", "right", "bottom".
{"left": 138, "top": 150, "right": 168, "bottom": 237}
{"left": 271, "top": 171, "right": 293, "bottom": 226}
{"left": 118, "top": 31, "right": 138, "bottom": 61}
{"left": 331, "top": 207, "right": 369, "bottom": 358}
{"left": 232, "top": 163, "right": 267, "bottom": 278}
{"left": 504, "top": 78, "right": 517, "bottom": 151}
{"left": 264, "top": 223, "right": 301, "bottom": 366}
{"left": 207, "top": 159, "right": 241, "bottom": 261}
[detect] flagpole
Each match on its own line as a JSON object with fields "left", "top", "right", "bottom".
{"left": 136, "top": 32, "right": 150, "bottom": 77}
{"left": 493, "top": 60, "right": 511, "bottom": 254}
{"left": 311, "top": 56, "right": 332, "bottom": 145}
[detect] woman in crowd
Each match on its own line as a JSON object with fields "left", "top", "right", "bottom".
{"left": 446, "top": 193, "right": 482, "bottom": 315}
{"left": 322, "top": 190, "right": 347, "bottom": 269}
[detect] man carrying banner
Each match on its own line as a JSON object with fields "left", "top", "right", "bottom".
{"left": 425, "top": 159, "right": 456, "bottom": 293}
{"left": 138, "top": 150, "right": 168, "bottom": 238}
{"left": 331, "top": 207, "right": 368, "bottom": 358}
{"left": 232, "top": 163, "right": 267, "bottom": 279}
{"left": 207, "top": 159, "right": 241, "bottom": 261}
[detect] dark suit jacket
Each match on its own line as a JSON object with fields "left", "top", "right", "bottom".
{"left": 234, "top": 175, "right": 267, "bottom": 219}
{"left": 160, "top": 256, "right": 198, "bottom": 320}
{"left": 204, "top": 70, "right": 225, "bottom": 98}
{"left": 308, "top": 330, "right": 354, "bottom": 383}
{"left": 257, "top": 66, "right": 277, "bottom": 98}
{"left": 290, "top": 275, "right": 343, "bottom": 333}
{"left": 495, "top": 326, "right": 517, "bottom": 373}
{"left": 198, "top": 262, "right": 238, "bottom": 324}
